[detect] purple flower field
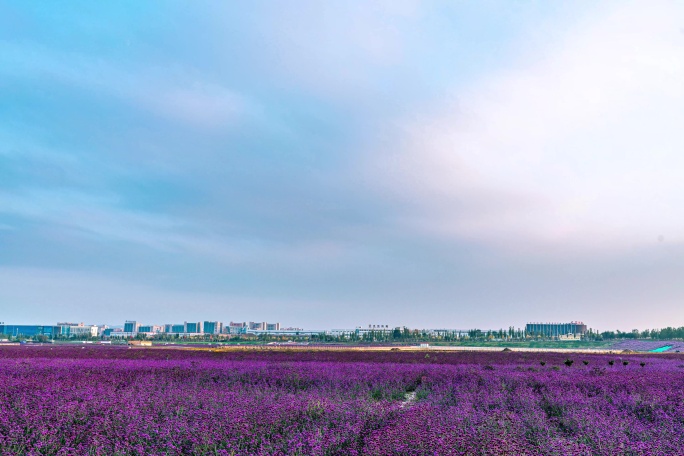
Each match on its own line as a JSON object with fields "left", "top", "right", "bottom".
{"left": 1, "top": 347, "right": 683, "bottom": 455}
{"left": 610, "top": 340, "right": 684, "bottom": 352}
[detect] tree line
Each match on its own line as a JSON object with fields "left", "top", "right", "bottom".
{"left": 4, "top": 326, "right": 684, "bottom": 343}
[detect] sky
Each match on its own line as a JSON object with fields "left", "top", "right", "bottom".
{"left": 1, "top": 1, "right": 683, "bottom": 331}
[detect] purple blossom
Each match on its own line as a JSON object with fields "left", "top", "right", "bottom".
{"left": 0, "top": 346, "right": 682, "bottom": 454}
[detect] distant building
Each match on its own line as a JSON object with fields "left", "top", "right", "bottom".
{"left": 558, "top": 333, "right": 582, "bottom": 341}
{"left": 227, "top": 322, "right": 247, "bottom": 334}
{"left": 185, "top": 322, "right": 202, "bottom": 333}
{"left": 226, "top": 321, "right": 280, "bottom": 334}
{"left": 368, "top": 324, "right": 390, "bottom": 329}
{"left": 170, "top": 324, "right": 185, "bottom": 334}
{"left": 355, "top": 325, "right": 393, "bottom": 336}
{"left": 247, "top": 321, "right": 280, "bottom": 331}
{"left": 161, "top": 322, "right": 204, "bottom": 336}
{"left": 247, "top": 329, "right": 322, "bottom": 337}
{"left": 203, "top": 321, "right": 223, "bottom": 335}
{"left": 525, "top": 322, "right": 587, "bottom": 338}
{"left": 123, "top": 321, "right": 140, "bottom": 333}
{"left": 329, "top": 329, "right": 356, "bottom": 337}
{"left": 138, "top": 325, "right": 163, "bottom": 334}
{"left": 109, "top": 332, "right": 138, "bottom": 338}
{"left": 0, "top": 325, "right": 60, "bottom": 338}
{"left": 53, "top": 322, "right": 98, "bottom": 338}
{"left": 68, "top": 325, "right": 98, "bottom": 338}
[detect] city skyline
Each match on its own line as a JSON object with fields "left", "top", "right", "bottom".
{"left": 2, "top": 2, "right": 684, "bottom": 330}
{"left": 0, "top": 316, "right": 675, "bottom": 335}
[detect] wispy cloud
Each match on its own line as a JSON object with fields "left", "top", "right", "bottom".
{"left": 369, "top": 1, "right": 684, "bottom": 255}
{"left": 2, "top": 1, "right": 683, "bottom": 329}
{"left": 0, "top": 41, "right": 247, "bottom": 130}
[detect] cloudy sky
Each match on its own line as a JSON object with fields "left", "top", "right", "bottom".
{"left": 1, "top": 1, "right": 683, "bottom": 330}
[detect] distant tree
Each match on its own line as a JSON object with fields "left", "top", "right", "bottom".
{"left": 601, "top": 331, "right": 616, "bottom": 340}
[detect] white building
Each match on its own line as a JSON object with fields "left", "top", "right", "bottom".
{"left": 64, "top": 324, "right": 98, "bottom": 337}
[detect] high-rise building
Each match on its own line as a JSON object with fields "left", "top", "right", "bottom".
{"left": 185, "top": 322, "right": 202, "bottom": 333}
{"left": 124, "top": 321, "right": 139, "bottom": 333}
{"left": 203, "top": 321, "right": 223, "bottom": 335}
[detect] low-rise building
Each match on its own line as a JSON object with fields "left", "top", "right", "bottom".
{"left": 0, "top": 324, "right": 60, "bottom": 338}
{"left": 525, "top": 322, "right": 588, "bottom": 338}
{"left": 162, "top": 322, "right": 203, "bottom": 334}
{"left": 55, "top": 322, "right": 99, "bottom": 338}
{"left": 227, "top": 322, "right": 248, "bottom": 334}
{"left": 68, "top": 325, "right": 98, "bottom": 338}
{"left": 138, "top": 325, "right": 163, "bottom": 335}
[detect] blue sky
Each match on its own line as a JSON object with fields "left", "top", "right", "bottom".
{"left": 1, "top": 1, "right": 683, "bottom": 330}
